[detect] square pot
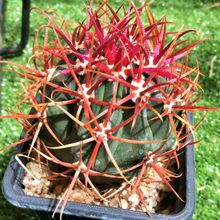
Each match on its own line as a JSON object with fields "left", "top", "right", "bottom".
{"left": 1, "top": 115, "right": 195, "bottom": 220}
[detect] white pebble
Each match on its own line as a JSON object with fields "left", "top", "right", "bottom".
{"left": 128, "top": 193, "right": 139, "bottom": 206}
{"left": 121, "top": 199, "right": 128, "bottom": 209}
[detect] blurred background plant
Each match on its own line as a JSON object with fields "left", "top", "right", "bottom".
{"left": 0, "top": 0, "right": 219, "bottom": 219}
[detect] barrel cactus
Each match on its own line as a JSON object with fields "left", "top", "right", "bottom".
{"left": 1, "top": 1, "right": 218, "bottom": 217}
{"left": 39, "top": 59, "right": 177, "bottom": 178}
{"left": 34, "top": 2, "right": 204, "bottom": 181}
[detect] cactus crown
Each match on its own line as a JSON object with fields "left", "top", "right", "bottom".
{"left": 1, "top": 1, "right": 218, "bottom": 218}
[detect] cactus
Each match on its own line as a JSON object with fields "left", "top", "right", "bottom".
{"left": 39, "top": 65, "right": 176, "bottom": 177}
{"left": 1, "top": 1, "right": 219, "bottom": 218}
{"left": 31, "top": 2, "right": 205, "bottom": 182}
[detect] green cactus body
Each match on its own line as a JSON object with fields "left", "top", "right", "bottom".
{"left": 38, "top": 66, "right": 176, "bottom": 180}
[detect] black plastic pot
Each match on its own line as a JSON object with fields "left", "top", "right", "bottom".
{"left": 2, "top": 115, "right": 195, "bottom": 220}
